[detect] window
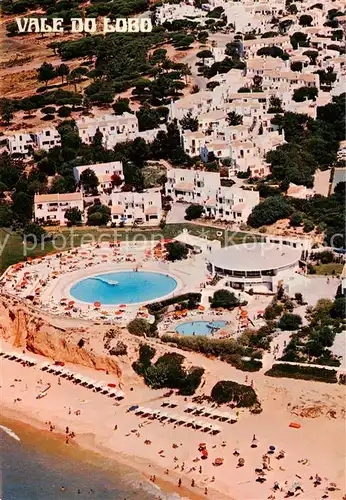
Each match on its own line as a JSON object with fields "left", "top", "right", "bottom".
{"left": 45, "top": 131, "right": 50, "bottom": 136}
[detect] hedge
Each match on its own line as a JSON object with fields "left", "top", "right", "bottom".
{"left": 265, "top": 363, "right": 338, "bottom": 383}
{"left": 146, "top": 292, "right": 201, "bottom": 313}
{"left": 211, "top": 380, "right": 259, "bottom": 407}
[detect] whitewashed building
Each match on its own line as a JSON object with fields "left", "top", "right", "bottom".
{"left": 165, "top": 168, "right": 220, "bottom": 203}
{"left": 34, "top": 192, "right": 84, "bottom": 225}
{"left": 7, "top": 133, "right": 35, "bottom": 155}
{"left": 204, "top": 186, "right": 260, "bottom": 223}
{"left": 77, "top": 113, "right": 139, "bottom": 146}
{"left": 34, "top": 128, "right": 61, "bottom": 151}
{"left": 110, "top": 190, "right": 162, "bottom": 226}
{"left": 73, "top": 161, "right": 124, "bottom": 192}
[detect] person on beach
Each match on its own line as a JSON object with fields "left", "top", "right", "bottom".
{"left": 178, "top": 479, "right": 182, "bottom": 487}
{"left": 204, "top": 487, "right": 208, "bottom": 495}
{"left": 191, "top": 479, "right": 195, "bottom": 487}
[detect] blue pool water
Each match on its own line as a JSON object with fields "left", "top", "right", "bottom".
{"left": 175, "top": 320, "right": 227, "bottom": 336}
{"left": 70, "top": 271, "right": 177, "bottom": 305}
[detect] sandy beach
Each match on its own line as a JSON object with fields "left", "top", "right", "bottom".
{"left": 1, "top": 340, "right": 345, "bottom": 500}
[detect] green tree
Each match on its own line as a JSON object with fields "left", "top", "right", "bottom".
{"left": 87, "top": 203, "right": 111, "bottom": 226}
{"left": 136, "top": 104, "right": 160, "bottom": 131}
{"left": 303, "top": 50, "right": 318, "bottom": 65}
{"left": 257, "top": 46, "right": 288, "bottom": 59}
{"left": 268, "top": 96, "right": 283, "bottom": 113}
{"left": 113, "top": 98, "right": 131, "bottom": 115}
{"left": 196, "top": 49, "right": 213, "bottom": 65}
{"left": 56, "top": 63, "right": 70, "bottom": 84}
{"left": 211, "top": 289, "right": 240, "bottom": 309}
{"left": 0, "top": 204, "right": 13, "bottom": 227}
{"left": 278, "top": 313, "right": 302, "bottom": 331}
{"left": 65, "top": 206, "right": 83, "bottom": 225}
{"left": 291, "top": 61, "right": 303, "bottom": 72}
{"left": 211, "top": 380, "right": 258, "bottom": 407}
{"left": 37, "top": 62, "right": 56, "bottom": 88}
{"left": 12, "top": 191, "right": 33, "bottom": 223}
{"left": 227, "top": 111, "right": 243, "bottom": 126}
{"left": 293, "top": 86, "right": 318, "bottom": 102}
{"left": 185, "top": 204, "right": 204, "bottom": 220}
{"left": 127, "top": 317, "right": 152, "bottom": 337}
{"left": 0, "top": 98, "right": 14, "bottom": 125}
{"left": 290, "top": 32, "right": 309, "bottom": 50}
{"left": 23, "top": 222, "right": 47, "bottom": 242}
{"left": 166, "top": 241, "right": 188, "bottom": 261}
{"left": 179, "top": 111, "right": 198, "bottom": 131}
{"left": 248, "top": 196, "right": 293, "bottom": 227}
{"left": 299, "top": 14, "right": 313, "bottom": 27}
{"left": 80, "top": 168, "right": 99, "bottom": 194}
{"left": 289, "top": 212, "right": 303, "bottom": 227}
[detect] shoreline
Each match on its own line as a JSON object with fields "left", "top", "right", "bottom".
{"left": 0, "top": 406, "right": 221, "bottom": 500}
{"left": 1, "top": 342, "right": 345, "bottom": 500}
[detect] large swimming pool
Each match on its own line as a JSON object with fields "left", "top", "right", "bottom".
{"left": 175, "top": 320, "right": 227, "bottom": 336}
{"left": 70, "top": 271, "right": 177, "bottom": 305}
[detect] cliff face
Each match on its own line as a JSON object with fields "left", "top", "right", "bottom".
{"left": 0, "top": 297, "right": 122, "bottom": 378}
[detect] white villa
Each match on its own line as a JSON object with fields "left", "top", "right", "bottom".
{"left": 34, "top": 192, "right": 84, "bottom": 225}
{"left": 110, "top": 190, "right": 162, "bottom": 225}
{"left": 34, "top": 128, "right": 61, "bottom": 151}
{"left": 7, "top": 133, "right": 35, "bottom": 155}
{"left": 165, "top": 168, "right": 220, "bottom": 203}
{"left": 165, "top": 168, "right": 259, "bottom": 223}
{"left": 204, "top": 186, "right": 260, "bottom": 223}
{"left": 76, "top": 113, "right": 139, "bottom": 146}
{"left": 73, "top": 161, "right": 124, "bottom": 192}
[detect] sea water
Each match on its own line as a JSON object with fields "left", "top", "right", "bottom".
{"left": 0, "top": 418, "right": 169, "bottom": 500}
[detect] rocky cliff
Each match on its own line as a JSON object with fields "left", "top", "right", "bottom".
{"left": 0, "top": 296, "right": 122, "bottom": 378}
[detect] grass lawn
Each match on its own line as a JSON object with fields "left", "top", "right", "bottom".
{"left": 312, "top": 262, "right": 344, "bottom": 276}
{"left": 0, "top": 224, "right": 257, "bottom": 273}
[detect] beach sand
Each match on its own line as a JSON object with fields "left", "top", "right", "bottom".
{"left": 1, "top": 345, "right": 345, "bottom": 500}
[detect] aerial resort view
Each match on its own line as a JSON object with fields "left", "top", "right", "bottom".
{"left": 0, "top": 0, "right": 346, "bottom": 498}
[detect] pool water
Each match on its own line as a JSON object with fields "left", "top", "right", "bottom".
{"left": 175, "top": 320, "right": 227, "bottom": 336}
{"left": 70, "top": 271, "right": 177, "bottom": 305}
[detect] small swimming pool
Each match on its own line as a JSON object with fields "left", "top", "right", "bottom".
{"left": 175, "top": 320, "right": 227, "bottom": 336}
{"left": 70, "top": 271, "right": 177, "bottom": 305}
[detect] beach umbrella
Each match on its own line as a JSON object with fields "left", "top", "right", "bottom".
{"left": 94, "top": 301, "right": 101, "bottom": 308}
{"left": 214, "top": 457, "right": 224, "bottom": 466}
{"left": 60, "top": 298, "right": 68, "bottom": 302}
{"left": 68, "top": 300, "right": 75, "bottom": 306}
{"left": 240, "top": 310, "right": 248, "bottom": 317}
{"left": 198, "top": 305, "right": 205, "bottom": 311}
{"left": 201, "top": 449, "right": 209, "bottom": 458}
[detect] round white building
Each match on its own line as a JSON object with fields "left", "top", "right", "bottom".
{"left": 208, "top": 242, "right": 302, "bottom": 292}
